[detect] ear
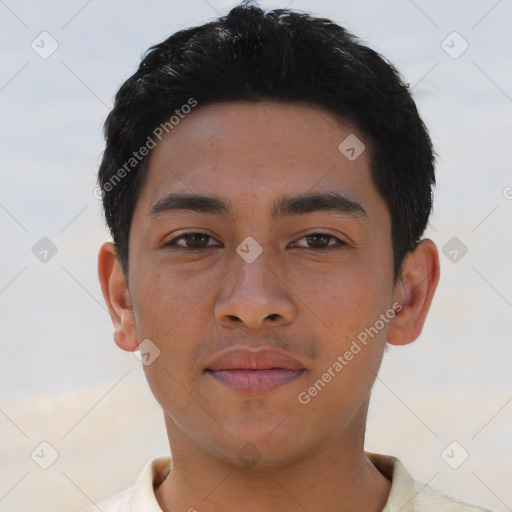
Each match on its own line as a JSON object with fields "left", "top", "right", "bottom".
{"left": 97, "top": 241, "right": 139, "bottom": 352}
{"left": 387, "top": 239, "right": 440, "bottom": 346}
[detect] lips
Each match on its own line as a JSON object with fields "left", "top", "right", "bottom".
{"left": 205, "top": 347, "right": 306, "bottom": 393}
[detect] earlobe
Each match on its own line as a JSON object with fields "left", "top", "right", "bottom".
{"left": 97, "top": 242, "right": 139, "bottom": 352}
{"left": 387, "top": 239, "right": 440, "bottom": 346}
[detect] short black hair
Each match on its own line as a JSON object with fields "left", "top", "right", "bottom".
{"left": 98, "top": 1, "right": 435, "bottom": 279}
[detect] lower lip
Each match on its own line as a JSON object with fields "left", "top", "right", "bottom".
{"left": 207, "top": 369, "right": 305, "bottom": 393}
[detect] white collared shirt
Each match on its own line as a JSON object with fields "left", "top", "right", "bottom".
{"left": 81, "top": 452, "right": 493, "bottom": 511}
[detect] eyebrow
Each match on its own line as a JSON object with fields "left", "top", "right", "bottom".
{"left": 148, "top": 191, "right": 368, "bottom": 221}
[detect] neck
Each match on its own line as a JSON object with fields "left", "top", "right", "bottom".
{"left": 155, "top": 420, "right": 391, "bottom": 512}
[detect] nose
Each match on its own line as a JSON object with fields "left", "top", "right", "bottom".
{"left": 214, "top": 247, "right": 296, "bottom": 330}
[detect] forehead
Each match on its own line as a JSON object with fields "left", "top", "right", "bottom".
{"left": 134, "top": 100, "right": 382, "bottom": 220}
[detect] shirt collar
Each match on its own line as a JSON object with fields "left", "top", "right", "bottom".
{"left": 367, "top": 452, "right": 417, "bottom": 512}
{"left": 131, "top": 452, "right": 417, "bottom": 511}
{"left": 131, "top": 456, "right": 171, "bottom": 511}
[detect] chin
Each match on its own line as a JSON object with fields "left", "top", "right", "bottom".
{"left": 208, "top": 416, "right": 309, "bottom": 465}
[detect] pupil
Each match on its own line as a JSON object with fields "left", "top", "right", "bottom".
{"left": 190, "top": 234, "right": 207, "bottom": 247}
{"left": 307, "top": 235, "right": 328, "bottom": 248}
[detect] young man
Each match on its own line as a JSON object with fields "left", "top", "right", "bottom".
{"left": 92, "top": 2, "right": 493, "bottom": 511}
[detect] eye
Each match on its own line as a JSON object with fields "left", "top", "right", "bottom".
{"left": 164, "top": 231, "right": 347, "bottom": 253}
{"left": 164, "top": 232, "right": 221, "bottom": 252}
{"left": 291, "top": 233, "right": 347, "bottom": 252}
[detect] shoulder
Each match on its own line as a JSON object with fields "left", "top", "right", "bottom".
{"left": 367, "top": 452, "right": 494, "bottom": 512}
{"left": 412, "top": 479, "right": 494, "bottom": 512}
{"left": 78, "top": 456, "right": 171, "bottom": 512}
{"left": 79, "top": 487, "right": 133, "bottom": 512}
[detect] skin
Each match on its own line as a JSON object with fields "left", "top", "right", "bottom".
{"left": 98, "top": 101, "right": 439, "bottom": 512}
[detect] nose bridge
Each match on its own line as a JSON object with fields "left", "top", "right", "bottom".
{"left": 214, "top": 239, "right": 295, "bottom": 328}
{"left": 230, "top": 239, "right": 277, "bottom": 303}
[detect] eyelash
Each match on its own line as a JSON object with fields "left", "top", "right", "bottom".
{"left": 164, "top": 232, "right": 347, "bottom": 253}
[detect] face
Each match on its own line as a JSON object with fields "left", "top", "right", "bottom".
{"left": 105, "top": 101, "right": 423, "bottom": 468}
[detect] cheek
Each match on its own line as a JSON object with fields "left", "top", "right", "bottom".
{"left": 292, "top": 261, "right": 389, "bottom": 339}
{"left": 131, "top": 262, "right": 216, "bottom": 336}
{"left": 131, "top": 265, "right": 214, "bottom": 413}
{"left": 130, "top": 261, "right": 231, "bottom": 393}
{"left": 294, "top": 268, "right": 390, "bottom": 421}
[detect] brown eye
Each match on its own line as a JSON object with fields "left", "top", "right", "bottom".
{"left": 165, "top": 232, "right": 221, "bottom": 251}
{"left": 292, "top": 233, "right": 347, "bottom": 252}
{"left": 306, "top": 234, "right": 332, "bottom": 248}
